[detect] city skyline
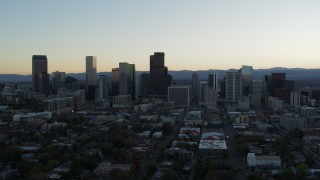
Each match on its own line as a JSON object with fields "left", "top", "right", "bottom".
{"left": 1, "top": 1, "right": 320, "bottom": 74}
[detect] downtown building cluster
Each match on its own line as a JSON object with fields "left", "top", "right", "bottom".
{"left": 2, "top": 53, "right": 320, "bottom": 179}
{"left": 0, "top": 53, "right": 320, "bottom": 112}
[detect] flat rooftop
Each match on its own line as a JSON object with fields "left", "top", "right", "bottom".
{"left": 199, "top": 140, "right": 227, "bottom": 150}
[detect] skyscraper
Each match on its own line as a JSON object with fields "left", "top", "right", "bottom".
{"left": 52, "top": 71, "right": 65, "bottom": 94}
{"left": 168, "top": 86, "right": 189, "bottom": 107}
{"left": 208, "top": 73, "right": 219, "bottom": 90}
{"left": 290, "top": 91, "right": 301, "bottom": 107}
{"left": 241, "top": 65, "right": 253, "bottom": 95}
{"left": 96, "top": 75, "right": 109, "bottom": 107}
{"left": 86, "top": 56, "right": 97, "bottom": 100}
{"left": 191, "top": 73, "right": 199, "bottom": 98}
{"left": 119, "top": 62, "right": 136, "bottom": 99}
{"left": 205, "top": 73, "right": 219, "bottom": 109}
{"left": 139, "top": 73, "right": 150, "bottom": 98}
{"left": 86, "top": 56, "right": 97, "bottom": 86}
{"left": 149, "top": 52, "right": 171, "bottom": 98}
{"left": 32, "top": 55, "right": 49, "bottom": 95}
{"left": 271, "top": 73, "right": 286, "bottom": 95}
{"left": 226, "top": 71, "right": 242, "bottom": 103}
{"left": 199, "top": 81, "right": 208, "bottom": 104}
{"left": 111, "top": 68, "right": 120, "bottom": 96}
{"left": 241, "top": 65, "right": 253, "bottom": 81}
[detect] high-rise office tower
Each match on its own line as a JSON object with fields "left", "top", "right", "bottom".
{"left": 290, "top": 91, "right": 301, "bottom": 107}
{"left": 119, "top": 62, "right": 135, "bottom": 99}
{"left": 96, "top": 75, "right": 109, "bottom": 107}
{"left": 252, "top": 80, "right": 263, "bottom": 97}
{"left": 219, "top": 79, "right": 226, "bottom": 99}
{"left": 32, "top": 55, "right": 49, "bottom": 95}
{"left": 52, "top": 71, "right": 66, "bottom": 94}
{"left": 262, "top": 75, "right": 272, "bottom": 98}
{"left": 139, "top": 73, "right": 150, "bottom": 98}
{"left": 111, "top": 68, "right": 120, "bottom": 96}
{"left": 149, "top": 52, "right": 171, "bottom": 98}
{"left": 241, "top": 65, "right": 253, "bottom": 81}
{"left": 208, "top": 73, "right": 219, "bottom": 90}
{"left": 241, "top": 65, "right": 253, "bottom": 95}
{"left": 86, "top": 56, "right": 97, "bottom": 86}
{"left": 39, "top": 73, "right": 50, "bottom": 95}
{"left": 205, "top": 73, "right": 219, "bottom": 109}
{"left": 135, "top": 75, "right": 140, "bottom": 100}
{"left": 226, "top": 71, "right": 242, "bottom": 103}
{"left": 199, "top": 81, "right": 208, "bottom": 104}
{"left": 168, "top": 86, "right": 190, "bottom": 107}
{"left": 271, "top": 73, "right": 286, "bottom": 96}
{"left": 129, "top": 64, "right": 136, "bottom": 99}
{"left": 191, "top": 73, "right": 199, "bottom": 98}
{"left": 86, "top": 56, "right": 97, "bottom": 100}
{"left": 271, "top": 73, "right": 292, "bottom": 102}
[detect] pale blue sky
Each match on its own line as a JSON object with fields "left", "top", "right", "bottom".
{"left": 0, "top": 0, "right": 319, "bottom": 74}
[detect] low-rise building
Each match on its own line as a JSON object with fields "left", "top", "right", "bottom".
{"left": 184, "top": 111, "right": 202, "bottom": 126}
{"left": 266, "top": 97, "right": 284, "bottom": 111}
{"left": 232, "top": 115, "right": 249, "bottom": 126}
{"left": 198, "top": 140, "right": 227, "bottom": 159}
{"left": 113, "top": 95, "right": 131, "bottom": 108}
{"left": 280, "top": 114, "right": 307, "bottom": 131}
{"left": 13, "top": 112, "right": 52, "bottom": 123}
{"left": 92, "top": 162, "right": 131, "bottom": 178}
{"left": 247, "top": 153, "right": 281, "bottom": 167}
{"left": 296, "top": 106, "right": 318, "bottom": 117}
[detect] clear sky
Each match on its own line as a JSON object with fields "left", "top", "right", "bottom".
{"left": 0, "top": 0, "right": 319, "bottom": 74}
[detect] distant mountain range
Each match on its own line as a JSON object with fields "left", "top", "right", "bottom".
{"left": 1, "top": 68, "right": 320, "bottom": 82}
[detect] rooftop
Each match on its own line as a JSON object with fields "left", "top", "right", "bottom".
{"left": 199, "top": 140, "right": 227, "bottom": 150}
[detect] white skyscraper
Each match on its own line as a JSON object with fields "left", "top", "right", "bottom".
{"left": 86, "top": 56, "right": 97, "bottom": 87}
{"left": 96, "top": 75, "right": 109, "bottom": 107}
{"left": 290, "top": 91, "right": 301, "bottom": 107}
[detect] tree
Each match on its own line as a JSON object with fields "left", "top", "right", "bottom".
{"left": 296, "top": 163, "right": 308, "bottom": 179}
{"left": 112, "top": 148, "right": 127, "bottom": 161}
{"left": 70, "top": 160, "right": 84, "bottom": 177}
{"left": 273, "top": 137, "right": 288, "bottom": 158}
{"left": 162, "top": 123, "right": 173, "bottom": 135}
{"left": 235, "top": 138, "right": 249, "bottom": 155}
{"left": 288, "top": 129, "right": 304, "bottom": 139}
{"left": 30, "top": 172, "right": 46, "bottom": 180}
{"left": 162, "top": 169, "right": 175, "bottom": 180}
{"left": 44, "top": 159, "right": 59, "bottom": 172}
{"left": 129, "top": 164, "right": 138, "bottom": 177}
{"left": 145, "top": 162, "right": 157, "bottom": 176}
{"left": 247, "top": 172, "right": 260, "bottom": 180}
{"left": 280, "top": 168, "right": 298, "bottom": 180}
{"left": 195, "top": 160, "right": 212, "bottom": 179}
{"left": 109, "top": 169, "right": 129, "bottom": 180}
{"left": 204, "top": 171, "right": 215, "bottom": 180}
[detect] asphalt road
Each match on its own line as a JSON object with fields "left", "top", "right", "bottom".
{"left": 223, "top": 117, "right": 249, "bottom": 180}
{"left": 136, "top": 112, "right": 186, "bottom": 180}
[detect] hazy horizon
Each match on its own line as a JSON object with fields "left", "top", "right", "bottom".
{"left": 1, "top": 0, "right": 319, "bottom": 74}
{"left": 1, "top": 67, "right": 320, "bottom": 76}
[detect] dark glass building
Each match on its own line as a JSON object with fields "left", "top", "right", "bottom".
{"left": 32, "top": 55, "right": 49, "bottom": 95}
{"left": 112, "top": 68, "right": 120, "bottom": 96}
{"left": 139, "top": 73, "right": 150, "bottom": 98}
{"left": 119, "top": 63, "right": 135, "bottom": 100}
{"left": 149, "top": 52, "right": 171, "bottom": 98}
